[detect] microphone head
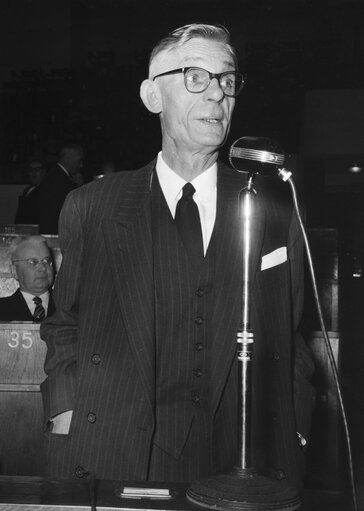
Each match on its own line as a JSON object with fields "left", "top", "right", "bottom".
{"left": 229, "top": 136, "right": 285, "bottom": 176}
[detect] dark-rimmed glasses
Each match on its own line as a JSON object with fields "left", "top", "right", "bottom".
{"left": 12, "top": 257, "right": 53, "bottom": 268}
{"left": 153, "top": 66, "right": 245, "bottom": 98}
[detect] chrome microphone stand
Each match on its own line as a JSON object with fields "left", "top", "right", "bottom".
{"left": 186, "top": 173, "right": 300, "bottom": 511}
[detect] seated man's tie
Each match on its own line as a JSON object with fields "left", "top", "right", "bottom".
{"left": 33, "top": 296, "right": 46, "bottom": 321}
{"left": 175, "top": 183, "right": 204, "bottom": 268}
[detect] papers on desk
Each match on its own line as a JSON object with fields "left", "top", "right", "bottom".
{"left": 117, "top": 486, "right": 172, "bottom": 500}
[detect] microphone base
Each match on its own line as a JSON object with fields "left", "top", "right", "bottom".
{"left": 186, "top": 467, "right": 301, "bottom": 511}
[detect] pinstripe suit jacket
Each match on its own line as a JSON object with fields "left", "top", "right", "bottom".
{"left": 40, "top": 159, "right": 314, "bottom": 485}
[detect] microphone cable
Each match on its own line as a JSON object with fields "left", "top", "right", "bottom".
{"left": 283, "top": 172, "right": 358, "bottom": 511}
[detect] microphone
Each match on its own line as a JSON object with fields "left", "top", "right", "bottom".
{"left": 228, "top": 136, "right": 292, "bottom": 180}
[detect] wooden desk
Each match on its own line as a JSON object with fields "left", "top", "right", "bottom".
{"left": 0, "top": 324, "right": 46, "bottom": 476}
{"left": 0, "top": 476, "right": 352, "bottom": 511}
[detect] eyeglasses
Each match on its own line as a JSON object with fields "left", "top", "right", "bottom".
{"left": 153, "top": 66, "right": 245, "bottom": 98}
{"left": 12, "top": 257, "right": 53, "bottom": 268}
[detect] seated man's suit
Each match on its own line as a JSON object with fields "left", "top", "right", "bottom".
{"left": 0, "top": 288, "right": 55, "bottom": 322}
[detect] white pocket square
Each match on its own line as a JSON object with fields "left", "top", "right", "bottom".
{"left": 261, "top": 247, "right": 287, "bottom": 271}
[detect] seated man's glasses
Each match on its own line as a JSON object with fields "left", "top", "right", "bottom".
{"left": 153, "top": 67, "right": 245, "bottom": 98}
{"left": 12, "top": 257, "right": 53, "bottom": 268}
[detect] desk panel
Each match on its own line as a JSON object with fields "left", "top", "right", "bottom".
{"left": 0, "top": 324, "right": 46, "bottom": 476}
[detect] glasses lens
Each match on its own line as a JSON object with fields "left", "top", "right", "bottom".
{"left": 185, "top": 68, "right": 209, "bottom": 92}
{"left": 220, "top": 72, "right": 244, "bottom": 97}
{"left": 27, "top": 257, "right": 52, "bottom": 267}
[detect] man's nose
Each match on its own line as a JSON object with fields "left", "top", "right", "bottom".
{"left": 205, "top": 77, "right": 225, "bottom": 101}
{"left": 36, "top": 261, "right": 47, "bottom": 271}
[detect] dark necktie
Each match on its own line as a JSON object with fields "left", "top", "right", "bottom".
{"left": 33, "top": 296, "right": 46, "bottom": 321}
{"left": 175, "top": 182, "right": 204, "bottom": 268}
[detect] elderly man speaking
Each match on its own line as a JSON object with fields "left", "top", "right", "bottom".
{"left": 40, "top": 23, "right": 314, "bottom": 489}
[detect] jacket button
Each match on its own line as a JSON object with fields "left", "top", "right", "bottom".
{"left": 87, "top": 412, "right": 96, "bottom": 424}
{"left": 191, "top": 393, "right": 201, "bottom": 404}
{"left": 91, "top": 354, "right": 101, "bottom": 365}
{"left": 75, "top": 466, "right": 87, "bottom": 478}
{"left": 272, "top": 352, "right": 280, "bottom": 361}
{"left": 274, "top": 469, "right": 286, "bottom": 480}
{"left": 196, "top": 287, "right": 205, "bottom": 297}
{"left": 194, "top": 368, "right": 203, "bottom": 377}
{"left": 195, "top": 342, "right": 204, "bottom": 351}
{"left": 194, "top": 316, "right": 204, "bottom": 325}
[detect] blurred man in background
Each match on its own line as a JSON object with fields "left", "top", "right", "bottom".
{"left": 15, "top": 159, "right": 45, "bottom": 225}
{"left": 38, "top": 143, "right": 84, "bottom": 234}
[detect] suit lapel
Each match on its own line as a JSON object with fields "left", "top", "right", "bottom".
{"left": 102, "top": 164, "right": 156, "bottom": 408}
{"left": 210, "top": 164, "right": 266, "bottom": 415}
{"left": 14, "top": 288, "right": 35, "bottom": 321}
{"left": 47, "top": 294, "right": 56, "bottom": 317}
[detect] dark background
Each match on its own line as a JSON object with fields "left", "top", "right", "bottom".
{"left": 0, "top": 0, "right": 362, "bottom": 180}
{"left": 0, "top": 0, "right": 364, "bottom": 504}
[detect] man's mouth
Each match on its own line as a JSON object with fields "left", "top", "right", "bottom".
{"left": 201, "top": 117, "right": 222, "bottom": 124}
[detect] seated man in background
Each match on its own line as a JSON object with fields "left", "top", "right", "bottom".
{"left": 15, "top": 159, "right": 45, "bottom": 225}
{"left": 0, "top": 235, "right": 55, "bottom": 321}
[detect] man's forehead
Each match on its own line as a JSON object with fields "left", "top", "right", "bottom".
{"left": 16, "top": 241, "right": 49, "bottom": 256}
{"left": 151, "top": 38, "right": 235, "bottom": 75}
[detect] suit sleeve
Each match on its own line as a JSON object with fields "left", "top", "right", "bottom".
{"left": 288, "top": 205, "right": 315, "bottom": 443}
{"left": 40, "top": 190, "right": 85, "bottom": 421}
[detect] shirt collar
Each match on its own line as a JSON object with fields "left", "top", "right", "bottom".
{"left": 57, "top": 162, "right": 70, "bottom": 177}
{"left": 21, "top": 290, "right": 49, "bottom": 304}
{"left": 156, "top": 151, "right": 217, "bottom": 205}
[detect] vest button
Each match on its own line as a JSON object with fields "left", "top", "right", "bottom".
{"left": 194, "top": 368, "right": 203, "bottom": 377}
{"left": 196, "top": 287, "right": 205, "bottom": 297}
{"left": 191, "top": 393, "right": 201, "bottom": 404}
{"left": 195, "top": 342, "right": 204, "bottom": 351}
{"left": 274, "top": 469, "right": 286, "bottom": 480}
{"left": 272, "top": 351, "right": 280, "bottom": 361}
{"left": 87, "top": 412, "right": 96, "bottom": 424}
{"left": 91, "top": 354, "right": 101, "bottom": 365}
{"left": 194, "top": 316, "right": 204, "bottom": 325}
{"left": 75, "top": 466, "right": 87, "bottom": 478}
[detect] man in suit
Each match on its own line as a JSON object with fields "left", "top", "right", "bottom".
{"left": 15, "top": 159, "right": 45, "bottom": 225}
{"left": 40, "top": 24, "right": 314, "bottom": 488}
{"left": 0, "top": 235, "right": 55, "bottom": 321}
{"left": 37, "top": 142, "right": 83, "bottom": 234}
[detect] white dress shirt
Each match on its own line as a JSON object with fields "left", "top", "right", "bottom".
{"left": 156, "top": 152, "right": 217, "bottom": 255}
{"left": 21, "top": 290, "right": 50, "bottom": 316}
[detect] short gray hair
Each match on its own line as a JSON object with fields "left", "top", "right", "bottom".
{"left": 8, "top": 235, "right": 49, "bottom": 263}
{"left": 149, "top": 23, "right": 238, "bottom": 75}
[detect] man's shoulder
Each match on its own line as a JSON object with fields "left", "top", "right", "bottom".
{"left": 39, "top": 164, "right": 72, "bottom": 190}
{"left": 0, "top": 289, "right": 22, "bottom": 309}
{"left": 71, "top": 160, "right": 155, "bottom": 200}
{"left": 0, "top": 289, "right": 33, "bottom": 322}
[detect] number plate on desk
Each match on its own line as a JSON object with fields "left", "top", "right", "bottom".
{"left": 0, "top": 323, "right": 47, "bottom": 391}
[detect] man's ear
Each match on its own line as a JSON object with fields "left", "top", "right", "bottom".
{"left": 140, "top": 79, "right": 162, "bottom": 114}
